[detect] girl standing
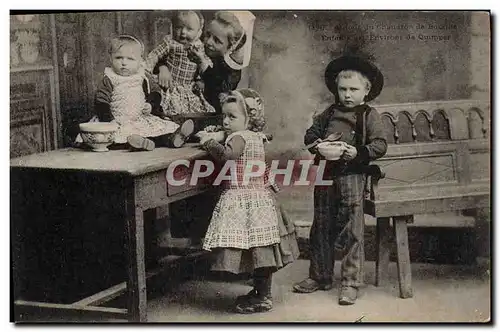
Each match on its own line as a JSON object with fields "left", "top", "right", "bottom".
{"left": 197, "top": 89, "right": 299, "bottom": 314}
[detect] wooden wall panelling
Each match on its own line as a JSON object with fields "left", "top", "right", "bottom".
{"left": 10, "top": 68, "right": 54, "bottom": 157}
{"left": 54, "top": 13, "right": 88, "bottom": 146}
{"left": 49, "top": 14, "right": 62, "bottom": 149}
{"left": 10, "top": 102, "right": 48, "bottom": 158}
{"left": 10, "top": 14, "right": 61, "bottom": 156}
{"left": 81, "top": 12, "right": 118, "bottom": 118}
{"left": 147, "top": 10, "right": 173, "bottom": 49}
{"left": 118, "top": 11, "right": 157, "bottom": 54}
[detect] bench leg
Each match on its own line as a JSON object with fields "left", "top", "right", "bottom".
{"left": 375, "top": 217, "right": 391, "bottom": 287}
{"left": 393, "top": 215, "right": 413, "bottom": 299}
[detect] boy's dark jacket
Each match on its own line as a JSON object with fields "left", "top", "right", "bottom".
{"left": 304, "top": 103, "right": 388, "bottom": 176}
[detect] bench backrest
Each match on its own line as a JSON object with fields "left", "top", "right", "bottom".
{"left": 372, "top": 99, "right": 490, "bottom": 190}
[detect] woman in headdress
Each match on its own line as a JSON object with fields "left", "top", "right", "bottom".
{"left": 156, "top": 11, "right": 255, "bottom": 113}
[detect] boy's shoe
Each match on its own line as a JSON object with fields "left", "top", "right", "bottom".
{"left": 127, "top": 135, "right": 155, "bottom": 151}
{"left": 171, "top": 119, "right": 195, "bottom": 148}
{"left": 235, "top": 294, "right": 273, "bottom": 314}
{"left": 292, "top": 278, "right": 333, "bottom": 293}
{"left": 338, "top": 286, "right": 358, "bottom": 305}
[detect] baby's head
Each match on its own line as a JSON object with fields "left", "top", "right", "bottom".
{"left": 220, "top": 89, "right": 265, "bottom": 134}
{"left": 109, "top": 35, "right": 144, "bottom": 77}
{"left": 203, "top": 11, "right": 245, "bottom": 59}
{"left": 335, "top": 70, "right": 371, "bottom": 108}
{"left": 172, "top": 11, "right": 204, "bottom": 45}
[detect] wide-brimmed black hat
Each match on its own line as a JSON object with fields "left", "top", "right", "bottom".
{"left": 325, "top": 55, "right": 384, "bottom": 102}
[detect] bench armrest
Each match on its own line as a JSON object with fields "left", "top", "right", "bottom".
{"left": 364, "top": 165, "right": 385, "bottom": 201}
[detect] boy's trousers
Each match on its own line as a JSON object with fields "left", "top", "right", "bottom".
{"left": 308, "top": 173, "right": 366, "bottom": 288}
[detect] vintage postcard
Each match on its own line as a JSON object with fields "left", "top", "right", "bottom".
{"left": 9, "top": 10, "right": 491, "bottom": 323}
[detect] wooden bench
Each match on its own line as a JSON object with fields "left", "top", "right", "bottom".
{"left": 364, "top": 99, "right": 490, "bottom": 298}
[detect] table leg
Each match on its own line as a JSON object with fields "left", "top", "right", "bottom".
{"left": 125, "top": 192, "right": 147, "bottom": 322}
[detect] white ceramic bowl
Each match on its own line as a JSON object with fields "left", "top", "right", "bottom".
{"left": 317, "top": 141, "right": 346, "bottom": 160}
{"left": 79, "top": 122, "right": 118, "bottom": 152}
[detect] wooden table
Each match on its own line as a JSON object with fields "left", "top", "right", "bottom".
{"left": 11, "top": 145, "right": 212, "bottom": 322}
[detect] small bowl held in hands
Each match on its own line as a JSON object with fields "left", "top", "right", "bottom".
{"left": 79, "top": 122, "right": 118, "bottom": 152}
{"left": 317, "top": 141, "right": 347, "bottom": 160}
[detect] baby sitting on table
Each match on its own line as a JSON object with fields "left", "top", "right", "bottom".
{"left": 77, "top": 34, "right": 195, "bottom": 151}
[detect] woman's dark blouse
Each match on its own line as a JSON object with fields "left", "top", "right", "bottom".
{"left": 200, "top": 57, "right": 241, "bottom": 113}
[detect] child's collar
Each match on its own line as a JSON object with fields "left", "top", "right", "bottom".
{"left": 334, "top": 102, "right": 370, "bottom": 113}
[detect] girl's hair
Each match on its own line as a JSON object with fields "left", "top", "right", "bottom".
{"left": 109, "top": 35, "right": 144, "bottom": 56}
{"left": 220, "top": 90, "right": 266, "bottom": 132}
{"left": 335, "top": 70, "right": 372, "bottom": 91}
{"left": 220, "top": 94, "right": 247, "bottom": 117}
{"left": 172, "top": 10, "right": 204, "bottom": 29}
{"left": 212, "top": 11, "right": 246, "bottom": 51}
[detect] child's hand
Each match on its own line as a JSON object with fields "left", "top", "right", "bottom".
{"left": 188, "top": 44, "right": 212, "bottom": 72}
{"left": 204, "top": 125, "right": 223, "bottom": 133}
{"left": 142, "top": 103, "right": 152, "bottom": 115}
{"left": 196, "top": 130, "right": 225, "bottom": 144}
{"left": 158, "top": 66, "right": 172, "bottom": 89}
{"left": 193, "top": 80, "right": 205, "bottom": 94}
{"left": 151, "top": 107, "right": 171, "bottom": 121}
{"left": 196, "top": 131, "right": 210, "bottom": 145}
{"left": 210, "top": 131, "right": 225, "bottom": 142}
{"left": 188, "top": 44, "right": 205, "bottom": 63}
{"left": 342, "top": 144, "right": 358, "bottom": 161}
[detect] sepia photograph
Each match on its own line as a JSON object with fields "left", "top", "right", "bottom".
{"left": 9, "top": 8, "right": 491, "bottom": 323}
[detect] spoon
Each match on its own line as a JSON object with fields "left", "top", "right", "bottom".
{"left": 303, "top": 132, "right": 343, "bottom": 150}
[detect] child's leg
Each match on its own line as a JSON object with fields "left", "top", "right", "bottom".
{"left": 293, "top": 184, "right": 337, "bottom": 293}
{"left": 235, "top": 267, "right": 273, "bottom": 314}
{"left": 153, "top": 119, "right": 195, "bottom": 148}
{"left": 253, "top": 267, "right": 273, "bottom": 298}
{"left": 108, "top": 143, "right": 130, "bottom": 150}
{"left": 309, "top": 185, "right": 338, "bottom": 284}
{"left": 127, "top": 135, "right": 156, "bottom": 151}
{"left": 126, "top": 119, "right": 194, "bottom": 150}
{"left": 336, "top": 173, "right": 366, "bottom": 305}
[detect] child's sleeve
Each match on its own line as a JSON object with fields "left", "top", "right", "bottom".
{"left": 191, "top": 42, "right": 206, "bottom": 94}
{"left": 262, "top": 141, "right": 279, "bottom": 193}
{"left": 145, "top": 35, "right": 181, "bottom": 74}
{"left": 94, "top": 75, "right": 114, "bottom": 122}
{"left": 192, "top": 40, "right": 213, "bottom": 73}
{"left": 202, "top": 135, "right": 245, "bottom": 162}
{"left": 144, "top": 74, "right": 163, "bottom": 117}
{"left": 264, "top": 162, "right": 280, "bottom": 193}
{"left": 354, "top": 108, "right": 388, "bottom": 163}
{"left": 304, "top": 108, "right": 330, "bottom": 154}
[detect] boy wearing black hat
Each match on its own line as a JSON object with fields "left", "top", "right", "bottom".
{"left": 293, "top": 56, "right": 388, "bottom": 305}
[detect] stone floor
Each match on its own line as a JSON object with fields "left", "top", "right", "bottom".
{"left": 16, "top": 258, "right": 490, "bottom": 323}
{"left": 144, "top": 260, "right": 491, "bottom": 323}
